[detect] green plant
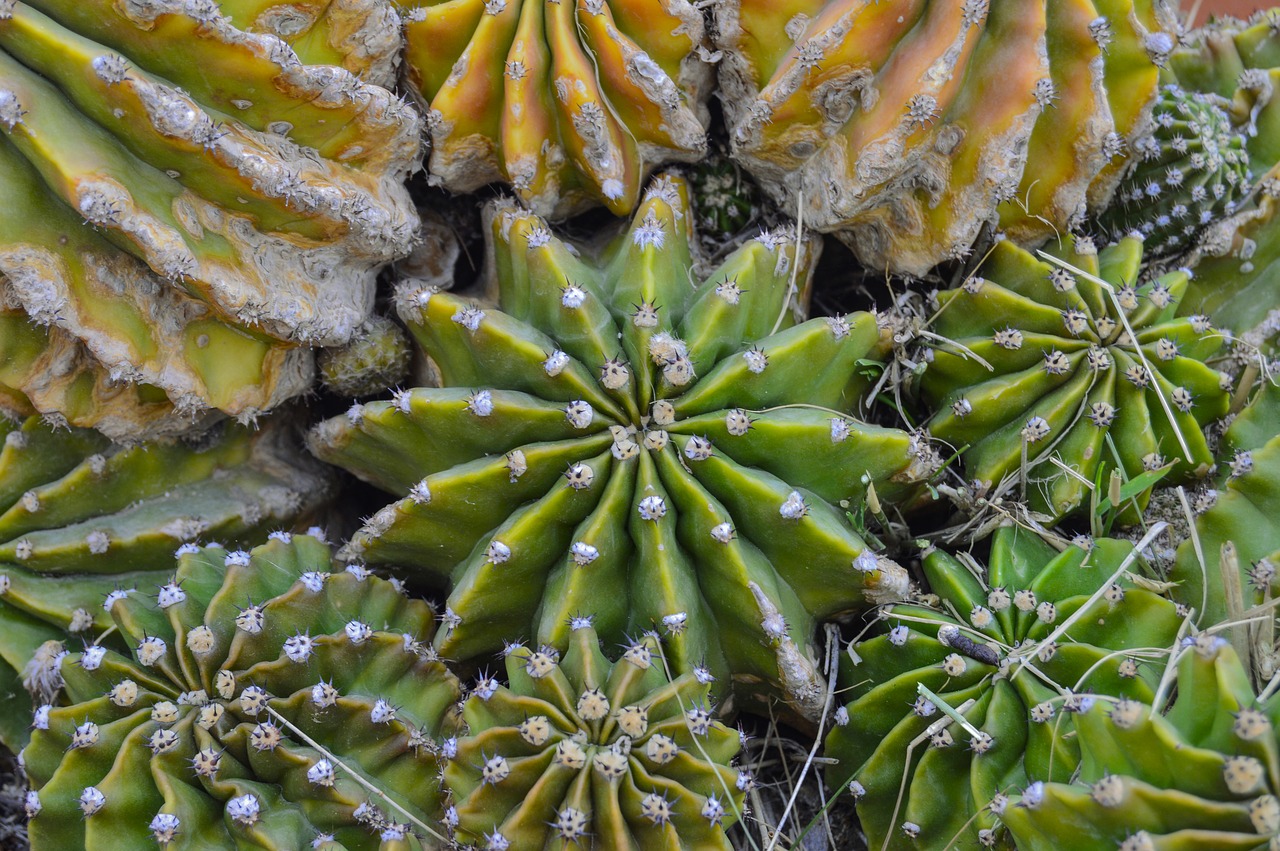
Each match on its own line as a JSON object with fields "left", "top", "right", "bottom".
{"left": 0, "top": 0, "right": 418, "bottom": 437}
{"left": 824, "top": 525, "right": 1184, "bottom": 851}
{"left": 713, "top": 0, "right": 1174, "bottom": 275}
{"left": 318, "top": 315, "right": 412, "bottom": 399}
{"left": 0, "top": 415, "right": 331, "bottom": 750}
{"left": 1003, "top": 637, "right": 1280, "bottom": 851}
{"left": 20, "top": 533, "right": 460, "bottom": 849}
{"left": 396, "top": 0, "right": 712, "bottom": 218}
{"left": 922, "top": 233, "right": 1229, "bottom": 523}
{"left": 310, "top": 175, "right": 937, "bottom": 722}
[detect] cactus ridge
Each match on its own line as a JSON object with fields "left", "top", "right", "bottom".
{"left": 824, "top": 526, "right": 1184, "bottom": 851}
{"left": 922, "top": 232, "right": 1230, "bottom": 523}
{"left": 398, "top": 0, "right": 712, "bottom": 219}
{"left": 1004, "top": 639, "right": 1280, "bottom": 851}
{"left": 20, "top": 533, "right": 461, "bottom": 850}
{"left": 713, "top": 0, "right": 1175, "bottom": 275}
{"left": 0, "top": 0, "right": 419, "bottom": 436}
{"left": 445, "top": 621, "right": 745, "bottom": 851}
{"left": 311, "top": 175, "right": 938, "bottom": 722}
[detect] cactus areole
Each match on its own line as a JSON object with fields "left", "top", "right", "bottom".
{"left": 312, "top": 175, "right": 938, "bottom": 722}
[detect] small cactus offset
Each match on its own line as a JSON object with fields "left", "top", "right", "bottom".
{"left": 922, "top": 233, "right": 1230, "bottom": 522}
{"left": 823, "top": 526, "right": 1184, "bottom": 851}
{"left": 318, "top": 315, "right": 413, "bottom": 399}
{"left": 20, "top": 532, "right": 461, "bottom": 850}
{"left": 1003, "top": 638, "right": 1280, "bottom": 851}
{"left": 0, "top": 0, "right": 419, "bottom": 436}
{"left": 396, "top": 0, "right": 712, "bottom": 218}
{"left": 1098, "top": 83, "right": 1251, "bottom": 256}
{"left": 713, "top": 0, "right": 1175, "bottom": 275}
{"left": 310, "top": 175, "right": 937, "bottom": 722}
{"left": 445, "top": 620, "right": 745, "bottom": 851}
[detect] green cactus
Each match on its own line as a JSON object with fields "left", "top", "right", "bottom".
{"left": 713, "top": 0, "right": 1175, "bottom": 275}
{"left": 396, "top": 0, "right": 712, "bottom": 218}
{"left": 686, "top": 150, "right": 763, "bottom": 243}
{"left": 318, "top": 315, "right": 412, "bottom": 399}
{"left": 444, "top": 620, "right": 744, "bottom": 851}
{"left": 824, "top": 526, "right": 1184, "bottom": 851}
{"left": 0, "top": 415, "right": 331, "bottom": 750}
{"left": 1098, "top": 83, "right": 1252, "bottom": 256}
{"left": 1003, "top": 637, "right": 1280, "bottom": 851}
{"left": 922, "top": 233, "right": 1230, "bottom": 523}
{"left": 20, "top": 532, "right": 461, "bottom": 850}
{"left": 310, "top": 175, "right": 937, "bottom": 722}
{"left": 0, "top": 0, "right": 419, "bottom": 436}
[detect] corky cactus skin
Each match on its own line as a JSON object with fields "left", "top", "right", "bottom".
{"left": 397, "top": 0, "right": 711, "bottom": 218}
{"left": 20, "top": 533, "right": 461, "bottom": 850}
{"left": 0, "top": 0, "right": 419, "bottom": 436}
{"left": 713, "top": 0, "right": 1175, "bottom": 275}
{"left": 1003, "top": 638, "right": 1280, "bottom": 851}
{"left": 824, "top": 526, "right": 1184, "bottom": 851}
{"left": 0, "top": 415, "right": 331, "bottom": 750}
{"left": 310, "top": 175, "right": 935, "bottom": 722}
{"left": 445, "top": 620, "right": 744, "bottom": 851}
{"left": 922, "top": 233, "right": 1230, "bottom": 523}
{"left": 1098, "top": 83, "right": 1251, "bottom": 256}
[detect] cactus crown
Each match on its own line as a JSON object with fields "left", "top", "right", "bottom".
{"left": 445, "top": 620, "right": 744, "bottom": 851}
{"left": 923, "top": 233, "right": 1230, "bottom": 522}
{"left": 824, "top": 526, "right": 1184, "bottom": 851}
{"left": 20, "top": 533, "right": 459, "bottom": 849}
{"left": 311, "top": 175, "right": 938, "bottom": 721}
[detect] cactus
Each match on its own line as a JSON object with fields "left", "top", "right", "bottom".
{"left": 1097, "top": 83, "right": 1252, "bottom": 256}
{"left": 713, "top": 0, "right": 1175, "bottom": 275}
{"left": 1003, "top": 637, "right": 1280, "bottom": 851}
{"left": 20, "top": 532, "right": 461, "bottom": 850}
{"left": 310, "top": 175, "right": 937, "bottom": 722}
{"left": 445, "top": 620, "right": 745, "bottom": 851}
{"left": 1170, "top": 381, "right": 1280, "bottom": 630}
{"left": 0, "top": 0, "right": 420, "bottom": 436}
{"left": 686, "top": 149, "right": 764, "bottom": 244}
{"left": 0, "top": 415, "right": 331, "bottom": 750}
{"left": 824, "top": 526, "right": 1184, "bottom": 851}
{"left": 921, "top": 233, "right": 1230, "bottom": 523}
{"left": 318, "top": 315, "right": 412, "bottom": 399}
{"left": 396, "top": 0, "right": 712, "bottom": 218}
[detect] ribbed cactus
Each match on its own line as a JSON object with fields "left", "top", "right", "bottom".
{"left": 713, "top": 0, "right": 1175, "bottom": 275}
{"left": 396, "top": 0, "right": 711, "bottom": 218}
{"left": 21, "top": 533, "right": 460, "bottom": 850}
{"left": 310, "top": 175, "right": 937, "bottom": 721}
{"left": 318, "top": 315, "right": 412, "bottom": 399}
{"left": 0, "top": 415, "right": 330, "bottom": 750}
{"left": 687, "top": 150, "right": 763, "bottom": 243}
{"left": 1098, "top": 83, "right": 1251, "bottom": 256}
{"left": 0, "top": 0, "right": 419, "bottom": 437}
{"left": 445, "top": 620, "right": 744, "bottom": 851}
{"left": 922, "top": 233, "right": 1230, "bottom": 522}
{"left": 1171, "top": 382, "right": 1280, "bottom": 629}
{"left": 1003, "top": 638, "right": 1280, "bottom": 851}
{"left": 824, "top": 526, "right": 1184, "bottom": 851}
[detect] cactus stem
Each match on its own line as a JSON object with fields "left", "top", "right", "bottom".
{"left": 262, "top": 703, "right": 447, "bottom": 843}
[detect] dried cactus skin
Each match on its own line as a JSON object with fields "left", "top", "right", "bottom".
{"left": 824, "top": 527, "right": 1184, "bottom": 851}
{"left": 20, "top": 533, "right": 460, "bottom": 850}
{"left": 1097, "top": 83, "right": 1252, "bottom": 256}
{"left": 397, "top": 0, "right": 712, "bottom": 218}
{"left": 1003, "top": 639, "right": 1280, "bottom": 851}
{"left": 445, "top": 622, "right": 744, "bottom": 850}
{"left": 310, "top": 175, "right": 934, "bottom": 722}
{"left": 922, "top": 233, "right": 1230, "bottom": 523}
{"left": 0, "top": 415, "right": 331, "bottom": 750}
{"left": 713, "top": 0, "right": 1174, "bottom": 275}
{"left": 0, "top": 0, "right": 419, "bottom": 435}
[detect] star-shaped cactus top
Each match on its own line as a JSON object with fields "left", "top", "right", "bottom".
{"left": 445, "top": 621, "right": 744, "bottom": 851}
{"left": 21, "top": 533, "right": 460, "bottom": 850}
{"left": 824, "top": 526, "right": 1183, "bottom": 851}
{"left": 310, "top": 175, "right": 935, "bottom": 722}
{"left": 922, "top": 233, "right": 1230, "bottom": 522}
